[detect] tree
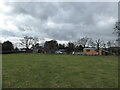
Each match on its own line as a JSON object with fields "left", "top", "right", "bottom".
{"left": 20, "top": 36, "right": 39, "bottom": 51}
{"left": 114, "top": 21, "right": 120, "bottom": 55}
{"left": 14, "top": 47, "right": 19, "bottom": 53}
{"left": 2, "top": 41, "right": 14, "bottom": 52}
{"left": 39, "top": 39, "right": 45, "bottom": 47}
{"left": 77, "top": 37, "right": 89, "bottom": 48}
{"left": 44, "top": 40, "right": 58, "bottom": 54}
{"left": 107, "top": 41, "right": 112, "bottom": 48}
{"left": 114, "top": 21, "right": 120, "bottom": 46}
{"left": 66, "top": 42, "right": 75, "bottom": 54}
{"left": 31, "top": 43, "right": 41, "bottom": 53}
{"left": 14, "top": 47, "right": 19, "bottom": 51}
{"left": 102, "top": 42, "right": 106, "bottom": 48}
{"left": 58, "top": 44, "right": 65, "bottom": 49}
{"left": 88, "top": 39, "right": 103, "bottom": 55}
{"left": 87, "top": 38, "right": 96, "bottom": 47}
{"left": 75, "top": 45, "right": 83, "bottom": 52}
{"left": 95, "top": 39, "right": 103, "bottom": 51}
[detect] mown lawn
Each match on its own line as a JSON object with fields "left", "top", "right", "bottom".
{"left": 2, "top": 54, "right": 118, "bottom": 88}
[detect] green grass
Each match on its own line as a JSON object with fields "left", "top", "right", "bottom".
{"left": 2, "top": 54, "right": 118, "bottom": 88}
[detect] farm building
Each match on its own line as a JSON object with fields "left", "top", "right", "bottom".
{"left": 83, "top": 48, "right": 102, "bottom": 55}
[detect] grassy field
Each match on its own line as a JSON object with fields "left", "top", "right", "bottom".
{"left": 2, "top": 54, "right": 118, "bottom": 88}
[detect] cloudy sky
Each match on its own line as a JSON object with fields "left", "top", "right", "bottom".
{"left": 0, "top": 1, "right": 118, "bottom": 47}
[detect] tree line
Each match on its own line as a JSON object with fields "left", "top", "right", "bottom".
{"left": 1, "top": 36, "right": 119, "bottom": 54}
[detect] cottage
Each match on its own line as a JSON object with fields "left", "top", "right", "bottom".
{"left": 83, "top": 48, "right": 102, "bottom": 55}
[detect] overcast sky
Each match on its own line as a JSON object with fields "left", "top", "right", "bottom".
{"left": 0, "top": 1, "right": 118, "bottom": 47}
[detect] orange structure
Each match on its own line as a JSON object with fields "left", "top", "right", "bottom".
{"left": 83, "top": 48, "right": 102, "bottom": 55}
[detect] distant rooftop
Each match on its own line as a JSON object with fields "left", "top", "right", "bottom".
{"left": 83, "top": 48, "right": 96, "bottom": 50}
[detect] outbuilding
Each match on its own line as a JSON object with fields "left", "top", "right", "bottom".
{"left": 83, "top": 48, "right": 102, "bottom": 55}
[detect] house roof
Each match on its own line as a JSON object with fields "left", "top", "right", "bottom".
{"left": 83, "top": 48, "right": 96, "bottom": 50}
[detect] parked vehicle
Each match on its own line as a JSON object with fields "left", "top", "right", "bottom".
{"left": 55, "top": 51, "right": 64, "bottom": 54}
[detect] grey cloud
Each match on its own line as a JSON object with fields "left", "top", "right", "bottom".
{"left": 1, "top": 30, "right": 15, "bottom": 37}
{"left": 1, "top": 2, "right": 118, "bottom": 42}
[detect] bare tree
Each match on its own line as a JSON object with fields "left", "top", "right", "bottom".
{"left": 107, "top": 40, "right": 119, "bottom": 48}
{"left": 87, "top": 38, "right": 96, "bottom": 47}
{"left": 114, "top": 21, "right": 120, "bottom": 46}
{"left": 32, "top": 37, "right": 39, "bottom": 47}
{"left": 39, "top": 39, "right": 45, "bottom": 47}
{"left": 101, "top": 41, "right": 106, "bottom": 48}
{"left": 88, "top": 39, "right": 103, "bottom": 55}
{"left": 73, "top": 40, "right": 78, "bottom": 47}
{"left": 107, "top": 41, "right": 112, "bottom": 48}
{"left": 20, "top": 36, "right": 39, "bottom": 50}
{"left": 114, "top": 22, "right": 120, "bottom": 35}
{"left": 95, "top": 39, "right": 103, "bottom": 50}
{"left": 114, "top": 20, "right": 120, "bottom": 55}
{"left": 77, "top": 37, "right": 89, "bottom": 48}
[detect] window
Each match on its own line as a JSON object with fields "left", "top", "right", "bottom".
{"left": 95, "top": 50, "right": 98, "bottom": 52}
{"left": 86, "top": 49, "right": 90, "bottom": 52}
